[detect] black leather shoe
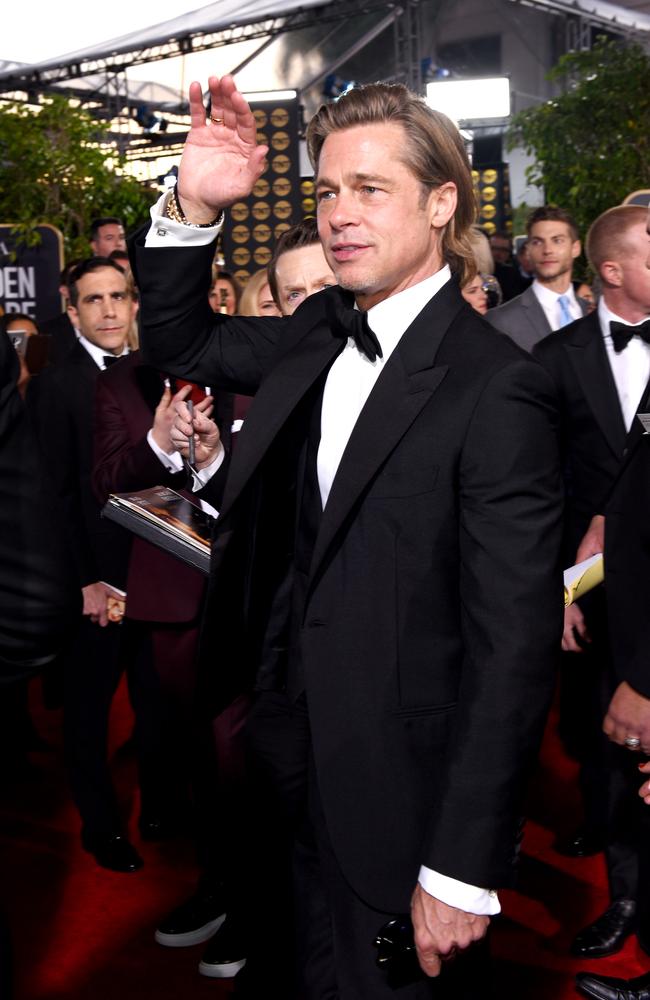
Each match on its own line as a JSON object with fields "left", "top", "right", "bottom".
{"left": 571, "top": 899, "right": 636, "bottom": 958}
{"left": 138, "top": 815, "right": 185, "bottom": 842}
{"left": 576, "top": 970, "right": 650, "bottom": 999}
{"left": 198, "top": 917, "right": 246, "bottom": 978}
{"left": 555, "top": 827, "right": 605, "bottom": 857}
{"left": 155, "top": 890, "right": 226, "bottom": 947}
{"left": 81, "top": 832, "right": 143, "bottom": 873}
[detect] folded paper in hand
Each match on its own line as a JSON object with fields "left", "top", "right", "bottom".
{"left": 563, "top": 553, "right": 604, "bottom": 608}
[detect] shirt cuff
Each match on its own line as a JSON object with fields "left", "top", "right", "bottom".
{"left": 145, "top": 191, "right": 224, "bottom": 247}
{"left": 147, "top": 428, "right": 184, "bottom": 472}
{"left": 417, "top": 866, "right": 501, "bottom": 916}
{"left": 189, "top": 441, "right": 226, "bottom": 491}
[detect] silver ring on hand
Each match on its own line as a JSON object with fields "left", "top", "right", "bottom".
{"left": 624, "top": 736, "right": 642, "bottom": 749}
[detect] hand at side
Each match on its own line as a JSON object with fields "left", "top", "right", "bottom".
{"left": 410, "top": 883, "right": 489, "bottom": 977}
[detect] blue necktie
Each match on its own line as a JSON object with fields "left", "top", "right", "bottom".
{"left": 558, "top": 295, "right": 573, "bottom": 329}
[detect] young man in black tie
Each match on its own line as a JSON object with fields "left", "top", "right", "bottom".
{"left": 534, "top": 203, "right": 650, "bottom": 962}
{"left": 133, "top": 76, "right": 563, "bottom": 998}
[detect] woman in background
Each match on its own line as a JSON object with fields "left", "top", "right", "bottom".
{"left": 239, "top": 269, "right": 281, "bottom": 318}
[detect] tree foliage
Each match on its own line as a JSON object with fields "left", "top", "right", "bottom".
{"left": 507, "top": 36, "right": 650, "bottom": 239}
{"left": 0, "top": 95, "right": 156, "bottom": 258}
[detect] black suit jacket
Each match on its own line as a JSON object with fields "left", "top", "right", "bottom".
{"left": 0, "top": 332, "right": 79, "bottom": 679}
{"left": 134, "top": 236, "right": 564, "bottom": 912}
{"left": 27, "top": 342, "right": 130, "bottom": 590}
{"left": 533, "top": 311, "right": 647, "bottom": 561}
{"left": 605, "top": 433, "right": 650, "bottom": 695}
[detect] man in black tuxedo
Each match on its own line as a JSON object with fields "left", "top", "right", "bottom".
{"left": 134, "top": 76, "right": 563, "bottom": 998}
{"left": 0, "top": 327, "right": 79, "bottom": 998}
{"left": 28, "top": 257, "right": 166, "bottom": 873}
{"left": 574, "top": 211, "right": 650, "bottom": 1000}
{"left": 534, "top": 203, "right": 650, "bottom": 960}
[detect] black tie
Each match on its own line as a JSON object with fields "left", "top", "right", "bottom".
{"left": 610, "top": 320, "right": 650, "bottom": 354}
{"left": 103, "top": 354, "right": 122, "bottom": 368}
{"left": 325, "top": 289, "right": 383, "bottom": 363}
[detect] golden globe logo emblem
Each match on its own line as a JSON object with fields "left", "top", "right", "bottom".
{"left": 274, "top": 222, "right": 291, "bottom": 239}
{"left": 483, "top": 221, "right": 496, "bottom": 235}
{"left": 257, "top": 132, "right": 268, "bottom": 147}
{"left": 273, "top": 200, "right": 292, "bottom": 220}
{"left": 234, "top": 268, "right": 251, "bottom": 284}
{"left": 481, "top": 186, "right": 497, "bottom": 203}
{"left": 254, "top": 246, "right": 272, "bottom": 266}
{"left": 480, "top": 204, "right": 496, "bottom": 220}
{"left": 271, "top": 130, "right": 290, "bottom": 151}
{"left": 252, "top": 201, "right": 271, "bottom": 221}
{"left": 300, "top": 179, "right": 315, "bottom": 195}
{"left": 232, "top": 247, "right": 251, "bottom": 266}
{"left": 272, "top": 154, "right": 290, "bottom": 175}
{"left": 273, "top": 177, "right": 291, "bottom": 197}
{"left": 481, "top": 169, "right": 497, "bottom": 185}
{"left": 253, "top": 178, "right": 270, "bottom": 198}
{"left": 301, "top": 197, "right": 315, "bottom": 214}
{"left": 253, "top": 223, "right": 272, "bottom": 243}
{"left": 232, "top": 225, "right": 250, "bottom": 244}
{"left": 230, "top": 202, "right": 249, "bottom": 222}
{"left": 253, "top": 109, "right": 267, "bottom": 129}
{"left": 270, "top": 107, "right": 289, "bottom": 128}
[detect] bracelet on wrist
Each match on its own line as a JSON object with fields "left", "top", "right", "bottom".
{"left": 164, "top": 185, "right": 222, "bottom": 228}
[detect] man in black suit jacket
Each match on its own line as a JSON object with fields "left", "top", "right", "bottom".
{"left": 534, "top": 203, "right": 650, "bottom": 959}
{"left": 0, "top": 328, "right": 79, "bottom": 999}
{"left": 134, "top": 77, "right": 563, "bottom": 998}
{"left": 28, "top": 257, "right": 165, "bottom": 873}
{"left": 574, "top": 223, "right": 650, "bottom": 996}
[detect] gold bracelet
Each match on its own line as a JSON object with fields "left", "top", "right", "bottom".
{"left": 164, "top": 185, "right": 222, "bottom": 228}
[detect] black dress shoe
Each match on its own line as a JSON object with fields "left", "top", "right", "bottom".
{"left": 555, "top": 828, "right": 605, "bottom": 857}
{"left": 155, "top": 890, "right": 226, "bottom": 947}
{"left": 138, "top": 816, "right": 185, "bottom": 842}
{"left": 81, "top": 832, "right": 143, "bottom": 873}
{"left": 571, "top": 899, "right": 636, "bottom": 958}
{"left": 198, "top": 917, "right": 246, "bottom": 978}
{"left": 576, "top": 970, "right": 650, "bottom": 999}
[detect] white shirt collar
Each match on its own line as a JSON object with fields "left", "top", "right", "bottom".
{"left": 531, "top": 279, "right": 578, "bottom": 310}
{"left": 366, "top": 265, "right": 452, "bottom": 348}
{"left": 78, "top": 334, "right": 129, "bottom": 370}
{"left": 599, "top": 295, "right": 650, "bottom": 340}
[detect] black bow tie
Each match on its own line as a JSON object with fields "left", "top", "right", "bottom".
{"left": 610, "top": 319, "right": 650, "bottom": 353}
{"left": 103, "top": 354, "right": 123, "bottom": 368}
{"left": 326, "top": 289, "right": 383, "bottom": 363}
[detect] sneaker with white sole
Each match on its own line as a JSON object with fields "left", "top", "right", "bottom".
{"left": 154, "top": 890, "right": 226, "bottom": 948}
{"left": 198, "top": 917, "right": 247, "bottom": 978}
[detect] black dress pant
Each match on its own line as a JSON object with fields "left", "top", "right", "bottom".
{"left": 64, "top": 616, "right": 176, "bottom": 835}
{"left": 245, "top": 691, "right": 491, "bottom": 1000}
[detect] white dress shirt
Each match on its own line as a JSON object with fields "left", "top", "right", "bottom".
{"left": 599, "top": 297, "right": 650, "bottom": 432}
{"left": 144, "top": 196, "right": 500, "bottom": 915}
{"left": 531, "top": 280, "right": 582, "bottom": 331}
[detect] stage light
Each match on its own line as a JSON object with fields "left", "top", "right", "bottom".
{"left": 426, "top": 77, "right": 510, "bottom": 122}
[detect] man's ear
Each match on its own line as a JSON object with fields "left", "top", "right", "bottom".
{"left": 430, "top": 182, "right": 457, "bottom": 231}
{"left": 600, "top": 259, "right": 622, "bottom": 288}
{"left": 67, "top": 303, "right": 79, "bottom": 327}
{"left": 571, "top": 239, "right": 582, "bottom": 261}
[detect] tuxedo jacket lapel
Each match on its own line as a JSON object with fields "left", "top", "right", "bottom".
{"left": 563, "top": 313, "right": 627, "bottom": 459}
{"left": 307, "top": 282, "right": 462, "bottom": 591}
{"left": 218, "top": 315, "right": 342, "bottom": 520}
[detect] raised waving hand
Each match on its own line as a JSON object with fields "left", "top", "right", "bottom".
{"left": 177, "top": 75, "right": 268, "bottom": 224}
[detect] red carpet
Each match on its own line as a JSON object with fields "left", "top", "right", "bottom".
{"left": 1, "top": 679, "right": 649, "bottom": 999}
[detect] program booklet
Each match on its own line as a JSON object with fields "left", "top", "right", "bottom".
{"left": 102, "top": 486, "right": 213, "bottom": 575}
{"left": 563, "top": 553, "right": 604, "bottom": 608}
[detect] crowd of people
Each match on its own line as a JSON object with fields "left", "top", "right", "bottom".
{"left": 1, "top": 75, "right": 649, "bottom": 1000}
